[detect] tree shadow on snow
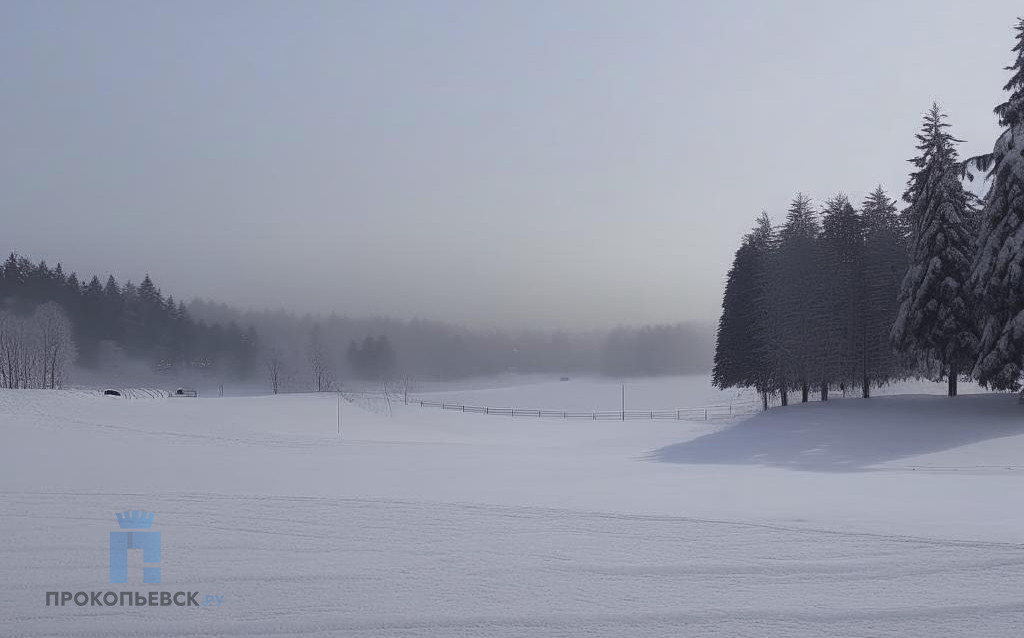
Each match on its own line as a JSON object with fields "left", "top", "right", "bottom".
{"left": 649, "top": 393, "right": 1024, "bottom": 472}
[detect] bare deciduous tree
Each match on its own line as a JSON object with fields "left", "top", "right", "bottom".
{"left": 0, "top": 312, "right": 32, "bottom": 389}
{"left": 308, "top": 324, "right": 334, "bottom": 392}
{"left": 0, "top": 304, "right": 76, "bottom": 389}
{"left": 397, "top": 376, "right": 417, "bottom": 405}
{"left": 264, "top": 346, "right": 287, "bottom": 395}
{"left": 34, "top": 302, "right": 76, "bottom": 389}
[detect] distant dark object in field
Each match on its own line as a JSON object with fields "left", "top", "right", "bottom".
{"left": 103, "top": 389, "right": 121, "bottom": 397}
{"left": 173, "top": 388, "right": 198, "bottom": 398}
{"left": 560, "top": 377, "right": 570, "bottom": 382}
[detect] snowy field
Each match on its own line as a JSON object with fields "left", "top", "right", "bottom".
{"left": 2, "top": 375, "right": 1024, "bottom": 636}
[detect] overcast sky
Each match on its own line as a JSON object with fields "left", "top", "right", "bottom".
{"left": 0, "top": 1, "right": 1019, "bottom": 330}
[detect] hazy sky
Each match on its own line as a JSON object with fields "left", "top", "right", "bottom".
{"left": 1, "top": 1, "right": 1019, "bottom": 329}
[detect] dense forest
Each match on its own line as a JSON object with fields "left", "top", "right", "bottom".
{"left": 0, "top": 254, "right": 258, "bottom": 380}
{"left": 714, "top": 18, "right": 1024, "bottom": 407}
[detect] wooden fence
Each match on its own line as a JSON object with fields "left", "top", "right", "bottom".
{"left": 409, "top": 399, "right": 758, "bottom": 421}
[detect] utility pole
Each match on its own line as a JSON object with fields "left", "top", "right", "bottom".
{"left": 621, "top": 383, "right": 625, "bottom": 421}
{"left": 337, "top": 383, "right": 343, "bottom": 438}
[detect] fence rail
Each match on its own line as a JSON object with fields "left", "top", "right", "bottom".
{"left": 410, "top": 399, "right": 759, "bottom": 422}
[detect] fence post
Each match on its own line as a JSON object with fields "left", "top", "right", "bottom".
{"left": 704, "top": 408, "right": 707, "bottom": 420}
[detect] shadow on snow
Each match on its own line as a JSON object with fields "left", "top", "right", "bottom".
{"left": 649, "top": 393, "right": 1024, "bottom": 472}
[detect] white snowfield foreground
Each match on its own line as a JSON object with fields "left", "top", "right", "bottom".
{"left": 2, "top": 379, "right": 1023, "bottom": 637}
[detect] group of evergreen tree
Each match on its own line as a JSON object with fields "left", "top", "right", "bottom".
{"left": 715, "top": 188, "right": 910, "bottom": 408}
{"left": 970, "top": 19, "right": 1024, "bottom": 392}
{"left": 346, "top": 335, "right": 397, "bottom": 381}
{"left": 0, "top": 253, "right": 259, "bottom": 378}
{"left": 602, "top": 323, "right": 714, "bottom": 376}
{"left": 714, "top": 18, "right": 1024, "bottom": 404}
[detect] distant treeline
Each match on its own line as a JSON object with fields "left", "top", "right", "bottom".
{"left": 0, "top": 253, "right": 258, "bottom": 379}
{"left": 603, "top": 324, "right": 714, "bottom": 377}
{"left": 0, "top": 252, "right": 713, "bottom": 389}
{"left": 189, "top": 299, "right": 714, "bottom": 388}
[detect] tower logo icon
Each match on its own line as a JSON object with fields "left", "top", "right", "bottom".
{"left": 109, "top": 510, "right": 161, "bottom": 583}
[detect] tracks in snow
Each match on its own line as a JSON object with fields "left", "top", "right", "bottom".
{"left": 3, "top": 491, "right": 1024, "bottom": 637}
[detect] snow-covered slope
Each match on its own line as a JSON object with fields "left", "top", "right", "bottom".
{"left": 2, "top": 383, "right": 1023, "bottom": 636}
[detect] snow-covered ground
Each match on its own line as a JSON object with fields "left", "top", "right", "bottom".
{"left": 2, "top": 376, "right": 1023, "bottom": 636}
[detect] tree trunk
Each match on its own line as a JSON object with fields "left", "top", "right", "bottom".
{"left": 801, "top": 383, "right": 809, "bottom": 403}
{"left": 862, "top": 373, "right": 870, "bottom": 398}
{"left": 948, "top": 363, "right": 958, "bottom": 397}
{"left": 761, "top": 391, "right": 768, "bottom": 412}
{"left": 820, "top": 382, "right": 829, "bottom": 401}
{"left": 780, "top": 388, "right": 788, "bottom": 406}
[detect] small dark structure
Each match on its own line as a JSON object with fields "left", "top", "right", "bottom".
{"left": 560, "top": 377, "right": 570, "bottom": 382}
{"left": 103, "top": 389, "right": 121, "bottom": 397}
{"left": 172, "top": 388, "right": 198, "bottom": 398}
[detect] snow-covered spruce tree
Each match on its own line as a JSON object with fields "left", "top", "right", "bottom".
{"left": 860, "top": 186, "right": 906, "bottom": 394}
{"left": 969, "top": 18, "right": 1024, "bottom": 391}
{"left": 891, "top": 104, "right": 978, "bottom": 396}
{"left": 713, "top": 213, "right": 774, "bottom": 410}
{"left": 770, "top": 194, "right": 822, "bottom": 404}
{"left": 816, "top": 194, "right": 864, "bottom": 399}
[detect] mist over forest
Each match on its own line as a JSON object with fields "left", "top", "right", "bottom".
{"left": 0, "top": 252, "right": 713, "bottom": 390}
{"left": 183, "top": 300, "right": 715, "bottom": 385}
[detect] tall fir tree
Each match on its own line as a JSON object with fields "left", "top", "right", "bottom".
{"left": 79, "top": 276, "right": 105, "bottom": 365}
{"left": 891, "top": 104, "right": 978, "bottom": 396}
{"left": 860, "top": 186, "right": 906, "bottom": 393}
{"left": 713, "top": 213, "right": 774, "bottom": 409}
{"left": 816, "top": 194, "right": 864, "bottom": 398}
{"left": 969, "top": 18, "right": 1024, "bottom": 390}
{"left": 769, "top": 194, "right": 822, "bottom": 403}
